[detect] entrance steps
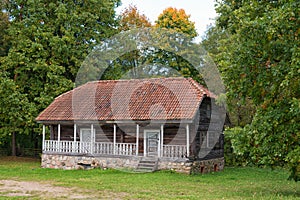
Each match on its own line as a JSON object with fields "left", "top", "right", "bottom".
{"left": 135, "top": 157, "right": 158, "bottom": 173}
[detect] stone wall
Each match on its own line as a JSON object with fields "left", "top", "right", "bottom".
{"left": 41, "top": 154, "right": 224, "bottom": 174}
{"left": 41, "top": 154, "right": 140, "bottom": 170}
{"left": 190, "top": 157, "right": 224, "bottom": 174}
{"left": 157, "top": 157, "right": 224, "bottom": 174}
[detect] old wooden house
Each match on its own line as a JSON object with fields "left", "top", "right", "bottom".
{"left": 36, "top": 77, "right": 226, "bottom": 173}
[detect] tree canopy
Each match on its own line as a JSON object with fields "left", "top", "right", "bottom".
{"left": 0, "top": 0, "right": 121, "bottom": 155}
{"left": 119, "top": 4, "right": 151, "bottom": 31}
{"left": 208, "top": 0, "right": 300, "bottom": 181}
{"left": 103, "top": 6, "right": 202, "bottom": 82}
{"left": 155, "top": 7, "right": 197, "bottom": 38}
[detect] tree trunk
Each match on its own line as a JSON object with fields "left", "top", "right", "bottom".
{"left": 11, "top": 132, "right": 16, "bottom": 156}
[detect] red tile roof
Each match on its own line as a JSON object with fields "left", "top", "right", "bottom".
{"left": 36, "top": 77, "right": 213, "bottom": 122}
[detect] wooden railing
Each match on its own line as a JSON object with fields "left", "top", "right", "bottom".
{"left": 43, "top": 140, "right": 136, "bottom": 156}
{"left": 94, "top": 142, "right": 114, "bottom": 155}
{"left": 44, "top": 140, "right": 187, "bottom": 158}
{"left": 115, "top": 143, "right": 136, "bottom": 156}
{"left": 163, "top": 145, "right": 187, "bottom": 158}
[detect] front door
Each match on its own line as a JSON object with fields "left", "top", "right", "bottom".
{"left": 80, "top": 128, "right": 95, "bottom": 153}
{"left": 80, "top": 128, "right": 94, "bottom": 143}
{"left": 144, "top": 130, "right": 160, "bottom": 157}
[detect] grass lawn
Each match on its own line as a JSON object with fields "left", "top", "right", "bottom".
{"left": 0, "top": 156, "right": 299, "bottom": 199}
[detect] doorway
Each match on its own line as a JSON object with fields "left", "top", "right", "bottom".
{"left": 144, "top": 130, "right": 160, "bottom": 157}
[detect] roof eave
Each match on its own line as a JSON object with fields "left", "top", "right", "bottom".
{"left": 36, "top": 119, "right": 194, "bottom": 125}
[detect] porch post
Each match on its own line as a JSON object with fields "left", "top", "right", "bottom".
{"left": 91, "top": 124, "right": 94, "bottom": 154}
{"left": 143, "top": 131, "right": 146, "bottom": 157}
{"left": 136, "top": 124, "right": 139, "bottom": 156}
{"left": 207, "top": 131, "right": 209, "bottom": 148}
{"left": 73, "top": 124, "right": 77, "bottom": 153}
{"left": 113, "top": 124, "right": 116, "bottom": 155}
{"left": 58, "top": 124, "right": 61, "bottom": 152}
{"left": 73, "top": 124, "right": 77, "bottom": 142}
{"left": 186, "top": 124, "right": 190, "bottom": 157}
{"left": 160, "top": 124, "right": 164, "bottom": 157}
{"left": 42, "top": 125, "right": 45, "bottom": 152}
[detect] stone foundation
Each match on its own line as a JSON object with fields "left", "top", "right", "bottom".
{"left": 41, "top": 154, "right": 224, "bottom": 174}
{"left": 157, "top": 157, "right": 224, "bottom": 174}
{"left": 41, "top": 154, "right": 140, "bottom": 170}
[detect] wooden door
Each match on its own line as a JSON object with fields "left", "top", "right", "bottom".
{"left": 145, "top": 130, "right": 160, "bottom": 157}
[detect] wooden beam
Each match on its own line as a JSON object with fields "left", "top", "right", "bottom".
{"left": 186, "top": 124, "right": 190, "bottom": 157}
{"left": 160, "top": 124, "right": 164, "bottom": 157}
{"left": 136, "top": 124, "right": 139, "bottom": 156}
{"left": 73, "top": 124, "right": 77, "bottom": 142}
{"left": 58, "top": 124, "right": 61, "bottom": 142}
{"left": 73, "top": 124, "right": 77, "bottom": 153}
{"left": 58, "top": 124, "right": 61, "bottom": 152}
{"left": 113, "top": 124, "right": 116, "bottom": 155}
{"left": 37, "top": 119, "right": 194, "bottom": 125}
{"left": 207, "top": 131, "right": 209, "bottom": 148}
{"left": 143, "top": 131, "right": 146, "bottom": 157}
{"left": 91, "top": 124, "right": 94, "bottom": 154}
{"left": 42, "top": 125, "right": 45, "bottom": 152}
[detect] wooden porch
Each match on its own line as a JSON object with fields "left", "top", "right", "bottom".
{"left": 43, "top": 140, "right": 187, "bottom": 158}
{"left": 41, "top": 123, "right": 191, "bottom": 159}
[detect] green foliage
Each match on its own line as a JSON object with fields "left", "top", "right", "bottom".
{"left": 202, "top": 26, "right": 257, "bottom": 126}
{"left": 224, "top": 127, "right": 250, "bottom": 166}
{"left": 0, "top": 5, "right": 10, "bottom": 57}
{"left": 0, "top": 72, "right": 35, "bottom": 144}
{"left": 152, "top": 7, "right": 203, "bottom": 83}
{"left": 103, "top": 7, "right": 202, "bottom": 82}
{"left": 212, "top": 0, "right": 300, "bottom": 181}
{"left": 0, "top": 0, "right": 120, "bottom": 152}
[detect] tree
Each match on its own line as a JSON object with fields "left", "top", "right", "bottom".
{"left": 214, "top": 0, "right": 300, "bottom": 181}
{"left": 1, "top": 0, "right": 121, "bottom": 154}
{"left": 119, "top": 5, "right": 151, "bottom": 31}
{"left": 0, "top": 0, "right": 10, "bottom": 57}
{"left": 155, "top": 7, "right": 197, "bottom": 38}
{"left": 152, "top": 7, "right": 203, "bottom": 84}
{"left": 0, "top": 72, "right": 35, "bottom": 155}
{"left": 102, "top": 5, "right": 152, "bottom": 80}
{"left": 103, "top": 7, "right": 204, "bottom": 83}
{"left": 202, "top": 26, "right": 256, "bottom": 127}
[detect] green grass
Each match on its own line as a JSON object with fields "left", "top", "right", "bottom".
{"left": 0, "top": 156, "right": 299, "bottom": 199}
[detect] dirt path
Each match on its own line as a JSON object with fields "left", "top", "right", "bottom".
{"left": 0, "top": 180, "right": 94, "bottom": 199}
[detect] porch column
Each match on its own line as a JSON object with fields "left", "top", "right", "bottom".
{"left": 186, "top": 124, "right": 190, "bottom": 157}
{"left": 73, "top": 124, "right": 77, "bottom": 153}
{"left": 113, "top": 124, "right": 116, "bottom": 155}
{"left": 91, "top": 124, "right": 94, "bottom": 154}
{"left": 207, "top": 131, "right": 209, "bottom": 148}
{"left": 136, "top": 124, "right": 139, "bottom": 156}
{"left": 42, "top": 125, "right": 45, "bottom": 152}
{"left": 73, "top": 124, "right": 77, "bottom": 142}
{"left": 143, "top": 131, "right": 146, "bottom": 157}
{"left": 160, "top": 124, "right": 164, "bottom": 157}
{"left": 58, "top": 124, "right": 61, "bottom": 152}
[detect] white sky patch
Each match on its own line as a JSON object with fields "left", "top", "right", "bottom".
{"left": 116, "top": 0, "right": 218, "bottom": 42}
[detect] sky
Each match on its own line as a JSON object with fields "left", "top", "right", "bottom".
{"left": 116, "top": 0, "right": 218, "bottom": 42}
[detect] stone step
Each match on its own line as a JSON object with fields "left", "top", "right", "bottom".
{"left": 135, "top": 158, "right": 158, "bottom": 173}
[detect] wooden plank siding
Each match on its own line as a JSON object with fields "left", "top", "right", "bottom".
{"left": 191, "top": 97, "right": 224, "bottom": 160}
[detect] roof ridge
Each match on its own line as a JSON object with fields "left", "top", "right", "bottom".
{"left": 94, "top": 77, "right": 186, "bottom": 82}
{"left": 75, "top": 77, "right": 189, "bottom": 87}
